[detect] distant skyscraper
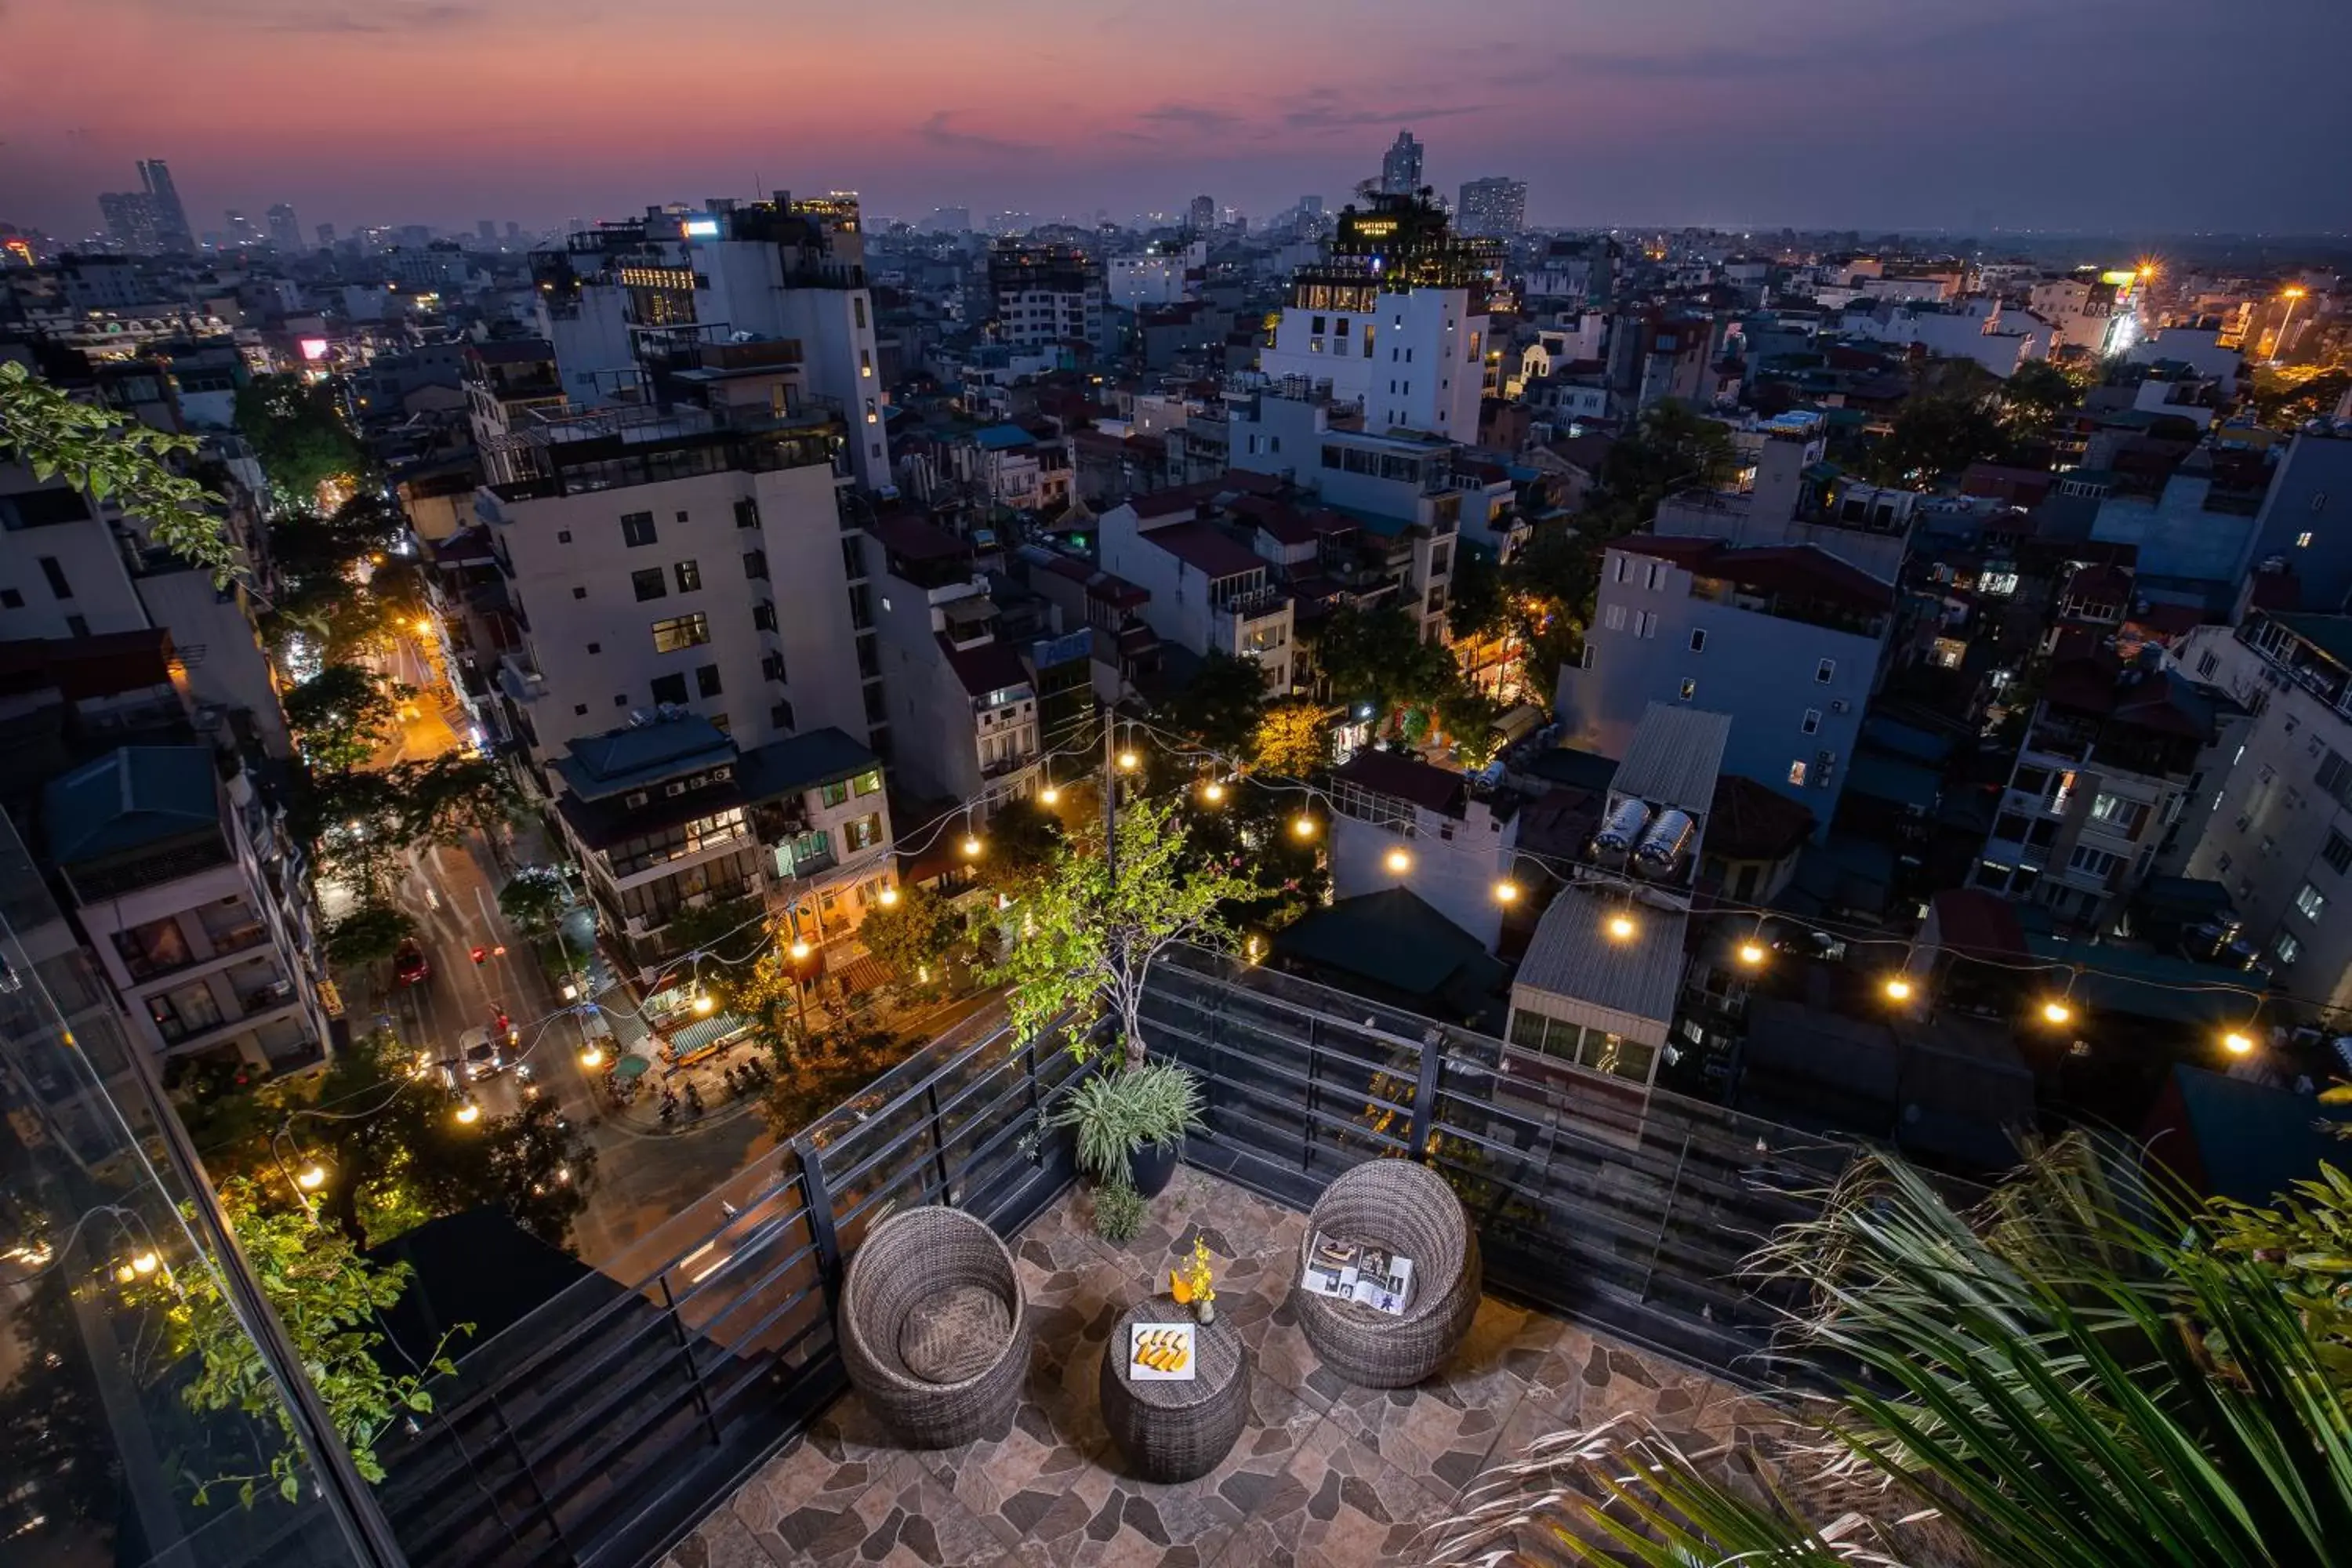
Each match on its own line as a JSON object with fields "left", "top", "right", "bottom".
{"left": 266, "top": 202, "right": 303, "bottom": 250}
{"left": 98, "top": 191, "right": 160, "bottom": 253}
{"left": 477, "top": 219, "right": 498, "bottom": 246}
{"left": 1189, "top": 194, "right": 1216, "bottom": 232}
{"left": 139, "top": 159, "right": 194, "bottom": 252}
{"left": 317, "top": 222, "right": 337, "bottom": 249}
{"left": 1379, "top": 129, "right": 1425, "bottom": 195}
{"left": 505, "top": 220, "right": 522, "bottom": 241}
{"left": 1456, "top": 176, "right": 1526, "bottom": 238}
{"left": 223, "top": 210, "right": 262, "bottom": 249}
{"left": 1299, "top": 194, "right": 1324, "bottom": 217}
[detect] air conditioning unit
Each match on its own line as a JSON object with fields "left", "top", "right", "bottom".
{"left": 625, "top": 791, "right": 649, "bottom": 808}
{"left": 1829, "top": 698, "right": 1851, "bottom": 713}
{"left": 663, "top": 782, "right": 688, "bottom": 797}
{"left": 710, "top": 764, "right": 732, "bottom": 780}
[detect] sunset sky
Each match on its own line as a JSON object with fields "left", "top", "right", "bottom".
{"left": 2, "top": 0, "right": 2347, "bottom": 241}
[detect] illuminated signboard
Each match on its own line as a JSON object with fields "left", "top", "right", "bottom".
{"left": 299, "top": 337, "right": 330, "bottom": 361}
{"left": 681, "top": 216, "right": 720, "bottom": 238}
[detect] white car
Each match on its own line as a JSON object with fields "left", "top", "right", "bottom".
{"left": 457, "top": 1025, "right": 504, "bottom": 1081}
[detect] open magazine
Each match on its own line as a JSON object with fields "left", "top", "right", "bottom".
{"left": 1301, "top": 1232, "right": 1415, "bottom": 1316}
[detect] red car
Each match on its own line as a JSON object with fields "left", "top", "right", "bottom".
{"left": 393, "top": 938, "right": 430, "bottom": 986}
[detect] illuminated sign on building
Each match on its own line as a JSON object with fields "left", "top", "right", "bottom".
{"left": 681, "top": 216, "right": 721, "bottom": 238}
{"left": 299, "top": 337, "right": 330, "bottom": 361}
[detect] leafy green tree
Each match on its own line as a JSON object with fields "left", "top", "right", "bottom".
{"left": 855, "top": 882, "right": 961, "bottom": 985}
{"left": 1595, "top": 397, "right": 1736, "bottom": 508}
{"left": 1498, "top": 521, "right": 1604, "bottom": 695}
{"left": 1431, "top": 1135, "right": 2352, "bottom": 1567}
{"left": 1312, "top": 603, "right": 1454, "bottom": 726}
{"left": 322, "top": 902, "right": 416, "bottom": 969}
{"left": 1864, "top": 387, "right": 2010, "bottom": 485}
{"left": 992, "top": 794, "right": 1256, "bottom": 1066}
{"left": 301, "top": 754, "right": 519, "bottom": 898}
{"left": 281, "top": 662, "right": 405, "bottom": 772}
{"left": 1162, "top": 651, "right": 1270, "bottom": 754}
{"left": 2250, "top": 366, "right": 2352, "bottom": 430}
{"left": 0, "top": 359, "right": 240, "bottom": 583}
{"left": 975, "top": 797, "right": 1065, "bottom": 897}
{"left": 1436, "top": 684, "right": 1510, "bottom": 768}
{"left": 234, "top": 374, "right": 365, "bottom": 510}
{"left": 497, "top": 866, "right": 568, "bottom": 934}
{"left": 1251, "top": 699, "right": 1333, "bottom": 779}
{"left": 1444, "top": 546, "right": 1508, "bottom": 643}
{"left": 140, "top": 1178, "right": 464, "bottom": 1504}
{"left": 660, "top": 893, "right": 765, "bottom": 965}
{"left": 482, "top": 1095, "right": 597, "bottom": 1250}
{"left": 2002, "top": 357, "right": 2079, "bottom": 437}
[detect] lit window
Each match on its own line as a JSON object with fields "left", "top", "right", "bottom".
{"left": 650, "top": 612, "right": 711, "bottom": 653}
{"left": 1788, "top": 760, "right": 1809, "bottom": 786}
{"left": 1679, "top": 678, "right": 1697, "bottom": 700}
{"left": 2296, "top": 882, "right": 2328, "bottom": 922}
{"left": 2275, "top": 930, "right": 2303, "bottom": 965}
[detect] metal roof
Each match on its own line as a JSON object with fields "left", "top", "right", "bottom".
{"left": 1512, "top": 887, "right": 1686, "bottom": 1029}
{"left": 41, "top": 746, "right": 220, "bottom": 864}
{"left": 1610, "top": 704, "right": 1727, "bottom": 814}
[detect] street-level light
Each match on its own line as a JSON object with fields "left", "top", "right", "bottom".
{"left": 130, "top": 1250, "right": 159, "bottom": 1275}
{"left": 1039, "top": 786, "right": 1060, "bottom": 806}
{"left": 789, "top": 938, "right": 812, "bottom": 961}
{"left": 693, "top": 991, "right": 716, "bottom": 1014}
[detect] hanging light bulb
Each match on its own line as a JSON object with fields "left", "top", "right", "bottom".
{"left": 1606, "top": 911, "right": 1636, "bottom": 942}
{"left": 962, "top": 833, "right": 983, "bottom": 858}
{"left": 580, "top": 1044, "right": 605, "bottom": 1069}
{"left": 1202, "top": 780, "right": 1226, "bottom": 804}
{"left": 2223, "top": 1029, "right": 2255, "bottom": 1055}
{"left": 1737, "top": 939, "right": 1766, "bottom": 967}
{"left": 694, "top": 990, "right": 716, "bottom": 1014}
{"left": 130, "top": 1250, "right": 159, "bottom": 1275}
{"left": 454, "top": 1100, "right": 481, "bottom": 1124}
{"left": 1039, "top": 786, "right": 1060, "bottom": 806}
{"left": 1883, "top": 976, "right": 1914, "bottom": 1003}
{"left": 2041, "top": 998, "right": 2074, "bottom": 1026}
{"left": 1291, "top": 815, "right": 1317, "bottom": 839}
{"left": 877, "top": 885, "right": 900, "bottom": 907}
{"left": 295, "top": 1163, "right": 328, "bottom": 1191}
{"left": 1493, "top": 880, "right": 1520, "bottom": 904}
{"left": 1384, "top": 846, "right": 1411, "bottom": 874}
{"left": 789, "top": 938, "right": 812, "bottom": 960}
{"left": 1116, "top": 749, "right": 1139, "bottom": 771}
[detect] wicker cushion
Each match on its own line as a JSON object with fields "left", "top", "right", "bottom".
{"left": 898, "top": 1283, "right": 1011, "bottom": 1385}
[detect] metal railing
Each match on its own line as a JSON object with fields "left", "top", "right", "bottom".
{"left": 368, "top": 946, "right": 1847, "bottom": 1568}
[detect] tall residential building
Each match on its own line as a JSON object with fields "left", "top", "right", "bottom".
{"left": 1255, "top": 191, "right": 1498, "bottom": 439}
{"left": 316, "top": 221, "right": 336, "bottom": 249}
{"left": 1380, "top": 129, "right": 1425, "bottom": 195}
{"left": 477, "top": 219, "right": 499, "bottom": 247}
{"left": 1188, "top": 194, "right": 1216, "bottom": 233}
{"left": 527, "top": 195, "right": 892, "bottom": 491}
{"left": 97, "top": 191, "right": 160, "bottom": 254}
{"left": 1455, "top": 176, "right": 1527, "bottom": 238}
{"left": 223, "top": 210, "right": 262, "bottom": 249}
{"left": 139, "top": 158, "right": 194, "bottom": 252}
{"left": 474, "top": 339, "right": 879, "bottom": 775}
{"left": 264, "top": 202, "right": 302, "bottom": 250}
{"left": 986, "top": 240, "right": 1105, "bottom": 352}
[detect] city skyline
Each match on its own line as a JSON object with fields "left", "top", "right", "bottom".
{"left": 3, "top": 0, "right": 2349, "bottom": 242}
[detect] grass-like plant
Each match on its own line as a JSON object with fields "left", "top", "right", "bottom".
{"left": 1047, "top": 1062, "right": 1204, "bottom": 1185}
{"left": 1091, "top": 1179, "right": 1147, "bottom": 1243}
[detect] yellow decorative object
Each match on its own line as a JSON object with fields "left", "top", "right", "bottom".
{"left": 1169, "top": 1267, "right": 1194, "bottom": 1305}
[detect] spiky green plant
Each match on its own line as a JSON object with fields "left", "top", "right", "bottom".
{"left": 1425, "top": 1134, "right": 2352, "bottom": 1567}
{"left": 1091, "top": 1179, "right": 1147, "bottom": 1244}
{"left": 1046, "top": 1062, "right": 1203, "bottom": 1185}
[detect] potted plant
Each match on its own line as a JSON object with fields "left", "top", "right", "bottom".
{"left": 1047, "top": 1060, "right": 1203, "bottom": 1203}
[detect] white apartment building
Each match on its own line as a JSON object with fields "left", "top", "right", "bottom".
{"left": 1329, "top": 748, "right": 1519, "bottom": 953}
{"left": 527, "top": 197, "right": 893, "bottom": 491}
{"left": 866, "top": 514, "right": 1041, "bottom": 808}
{"left": 987, "top": 242, "right": 1105, "bottom": 351}
{"left": 1107, "top": 245, "right": 1201, "bottom": 309}
{"left": 477, "top": 343, "right": 877, "bottom": 778}
{"left": 42, "top": 746, "right": 330, "bottom": 1074}
{"left": 1098, "top": 489, "right": 1296, "bottom": 692}
{"left": 2027, "top": 269, "right": 2140, "bottom": 358}
{"left": 1842, "top": 298, "right": 2044, "bottom": 378}
{"left": 2176, "top": 613, "right": 2352, "bottom": 1009}
{"left": 1258, "top": 282, "right": 1486, "bottom": 438}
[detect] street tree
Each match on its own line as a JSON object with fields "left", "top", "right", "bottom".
{"left": 993, "top": 793, "right": 1256, "bottom": 1066}
{"left": 282, "top": 662, "right": 406, "bottom": 772}
{"left": 497, "top": 866, "right": 568, "bottom": 934}
{"left": 1436, "top": 684, "right": 1510, "bottom": 768}
{"left": 855, "top": 881, "right": 961, "bottom": 988}
{"left": 1250, "top": 699, "right": 1332, "bottom": 779}
{"left": 974, "top": 797, "right": 1065, "bottom": 897}
{"left": 234, "top": 374, "right": 365, "bottom": 510}
{"left": 322, "top": 902, "right": 416, "bottom": 969}
{"left": 1162, "top": 651, "right": 1269, "bottom": 755}
{"left": 0, "top": 360, "right": 241, "bottom": 584}
{"left": 1499, "top": 521, "right": 1602, "bottom": 692}
{"left": 482, "top": 1095, "right": 598, "bottom": 1250}
{"left": 661, "top": 893, "right": 765, "bottom": 966}
{"left": 138, "top": 1178, "right": 465, "bottom": 1504}
{"left": 1444, "top": 546, "right": 1509, "bottom": 643}
{"left": 2002, "top": 358, "right": 2078, "bottom": 437}
{"left": 1312, "top": 603, "right": 1454, "bottom": 728}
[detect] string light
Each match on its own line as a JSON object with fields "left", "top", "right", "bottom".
{"left": 295, "top": 1163, "right": 328, "bottom": 1191}
{"left": 1116, "top": 750, "right": 1139, "bottom": 771}
{"left": 1291, "top": 815, "right": 1317, "bottom": 839}
{"left": 454, "top": 1101, "right": 481, "bottom": 1125}
{"left": 1884, "top": 976, "right": 1914, "bottom": 1003}
{"left": 789, "top": 938, "right": 812, "bottom": 961}
{"left": 2040, "top": 967, "right": 2080, "bottom": 1027}
{"left": 962, "top": 833, "right": 984, "bottom": 858}
{"left": 1737, "top": 938, "right": 1766, "bottom": 967}
{"left": 2223, "top": 1029, "right": 2255, "bottom": 1055}
{"left": 580, "top": 1044, "right": 605, "bottom": 1069}
{"left": 1384, "top": 846, "right": 1411, "bottom": 874}
{"left": 1606, "top": 911, "right": 1636, "bottom": 942}
{"left": 1039, "top": 786, "right": 1060, "bottom": 806}
{"left": 877, "top": 885, "right": 900, "bottom": 907}
{"left": 693, "top": 991, "right": 716, "bottom": 1014}
{"left": 130, "top": 1250, "right": 159, "bottom": 1275}
{"left": 1201, "top": 780, "right": 1226, "bottom": 804}
{"left": 1493, "top": 880, "right": 1520, "bottom": 904}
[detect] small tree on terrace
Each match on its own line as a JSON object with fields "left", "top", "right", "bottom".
{"left": 993, "top": 793, "right": 1256, "bottom": 1068}
{"left": 497, "top": 866, "right": 568, "bottom": 934}
{"left": 857, "top": 882, "right": 960, "bottom": 986}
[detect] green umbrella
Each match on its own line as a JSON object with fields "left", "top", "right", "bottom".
{"left": 611, "top": 1054, "right": 650, "bottom": 1081}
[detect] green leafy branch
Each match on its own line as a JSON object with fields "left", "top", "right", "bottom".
{"left": 0, "top": 359, "right": 243, "bottom": 586}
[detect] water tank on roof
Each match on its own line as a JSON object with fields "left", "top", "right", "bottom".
{"left": 1633, "top": 808, "right": 1695, "bottom": 880}
{"left": 1592, "top": 797, "right": 1652, "bottom": 869}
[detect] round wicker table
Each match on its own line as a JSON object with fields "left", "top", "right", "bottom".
{"left": 1098, "top": 1295, "right": 1250, "bottom": 1483}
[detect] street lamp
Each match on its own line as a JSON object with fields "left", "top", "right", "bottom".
{"left": 295, "top": 1162, "right": 328, "bottom": 1191}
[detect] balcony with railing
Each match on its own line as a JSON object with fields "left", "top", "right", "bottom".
{"left": 358, "top": 946, "right": 1836, "bottom": 1568}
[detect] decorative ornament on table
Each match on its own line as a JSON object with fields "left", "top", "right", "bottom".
{"left": 1169, "top": 1236, "right": 1218, "bottom": 1324}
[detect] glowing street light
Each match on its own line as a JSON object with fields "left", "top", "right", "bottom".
{"left": 693, "top": 991, "right": 717, "bottom": 1014}
{"left": 130, "top": 1250, "right": 159, "bottom": 1275}
{"left": 962, "top": 833, "right": 984, "bottom": 858}
{"left": 1039, "top": 786, "right": 1061, "bottom": 806}
{"left": 1201, "top": 780, "right": 1226, "bottom": 804}
{"left": 454, "top": 1101, "right": 481, "bottom": 1125}
{"left": 1116, "top": 750, "right": 1139, "bottom": 771}
{"left": 295, "top": 1163, "right": 328, "bottom": 1191}
{"left": 877, "top": 885, "right": 900, "bottom": 907}
{"left": 789, "top": 938, "right": 812, "bottom": 961}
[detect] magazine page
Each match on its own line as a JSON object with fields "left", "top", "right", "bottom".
{"left": 1304, "top": 1231, "right": 1359, "bottom": 1298}
{"left": 1352, "top": 1249, "right": 1416, "bottom": 1316}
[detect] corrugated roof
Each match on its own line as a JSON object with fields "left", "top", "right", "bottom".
{"left": 943, "top": 638, "right": 1030, "bottom": 698}
{"left": 42, "top": 746, "right": 219, "bottom": 863}
{"left": 557, "top": 717, "right": 734, "bottom": 800}
{"left": 1611, "top": 704, "right": 1727, "bottom": 814}
{"left": 1512, "top": 887, "right": 1686, "bottom": 1028}
{"left": 972, "top": 424, "right": 1036, "bottom": 452}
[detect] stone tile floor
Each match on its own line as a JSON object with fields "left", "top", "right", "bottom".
{"left": 661, "top": 1166, "right": 1771, "bottom": 1568}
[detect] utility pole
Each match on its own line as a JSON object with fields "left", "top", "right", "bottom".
{"left": 1102, "top": 709, "right": 1118, "bottom": 890}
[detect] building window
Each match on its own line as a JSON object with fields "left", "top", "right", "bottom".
{"left": 1678, "top": 678, "right": 1697, "bottom": 701}
{"left": 2323, "top": 831, "right": 2352, "bottom": 875}
{"left": 1634, "top": 610, "right": 1657, "bottom": 639}
{"left": 64, "top": 613, "right": 88, "bottom": 637}
{"left": 1646, "top": 560, "right": 1665, "bottom": 590}
{"left": 854, "top": 296, "right": 867, "bottom": 330}
{"left": 696, "top": 663, "right": 723, "bottom": 698}
{"left": 631, "top": 567, "right": 667, "bottom": 601}
{"left": 2197, "top": 650, "right": 2219, "bottom": 677}
{"left": 1688, "top": 629, "right": 1706, "bottom": 653}
{"left": 650, "top": 673, "right": 688, "bottom": 706}
{"left": 1613, "top": 554, "right": 1631, "bottom": 583}
{"left": 1814, "top": 658, "right": 1836, "bottom": 684}
{"left": 844, "top": 813, "right": 883, "bottom": 851}
{"left": 841, "top": 537, "right": 866, "bottom": 579}
{"left": 651, "top": 612, "right": 710, "bottom": 652}
{"left": 2275, "top": 930, "right": 2303, "bottom": 965}
{"left": 572, "top": 586, "right": 587, "bottom": 599}
{"left": 674, "top": 559, "right": 702, "bottom": 593}
{"left": 2089, "top": 793, "right": 2150, "bottom": 835}
{"left": 2067, "top": 844, "right": 2122, "bottom": 878}
{"left": 2297, "top": 532, "right": 2315, "bottom": 548}
{"left": 574, "top": 703, "right": 588, "bottom": 716}
{"left": 621, "top": 510, "right": 658, "bottom": 547}
{"left": 752, "top": 601, "right": 777, "bottom": 631}
{"left": 742, "top": 549, "right": 768, "bottom": 579}
{"left": 735, "top": 498, "right": 761, "bottom": 530}
{"left": 0, "top": 589, "right": 20, "bottom": 608}
{"left": 2296, "top": 882, "right": 2328, "bottom": 922}
{"left": 557, "top": 528, "right": 573, "bottom": 543}
{"left": 38, "top": 557, "right": 71, "bottom": 599}
{"left": 1788, "top": 760, "right": 1809, "bottom": 786}
{"left": 820, "top": 779, "right": 851, "bottom": 808}
{"left": 854, "top": 768, "right": 883, "bottom": 796}
{"left": 771, "top": 699, "right": 795, "bottom": 730}
{"left": 1802, "top": 708, "right": 1821, "bottom": 735}
{"left": 762, "top": 652, "right": 787, "bottom": 682}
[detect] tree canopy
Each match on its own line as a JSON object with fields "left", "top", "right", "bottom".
{"left": 281, "top": 662, "right": 406, "bottom": 773}
{"left": 1161, "top": 651, "right": 1272, "bottom": 755}
{"left": 855, "top": 882, "right": 961, "bottom": 985}
{"left": 1312, "top": 603, "right": 1454, "bottom": 722}
{"left": 322, "top": 902, "right": 416, "bottom": 969}
{"left": 497, "top": 866, "right": 568, "bottom": 934}
{"left": 234, "top": 375, "right": 366, "bottom": 510}
{"left": 1251, "top": 699, "right": 1332, "bottom": 779}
